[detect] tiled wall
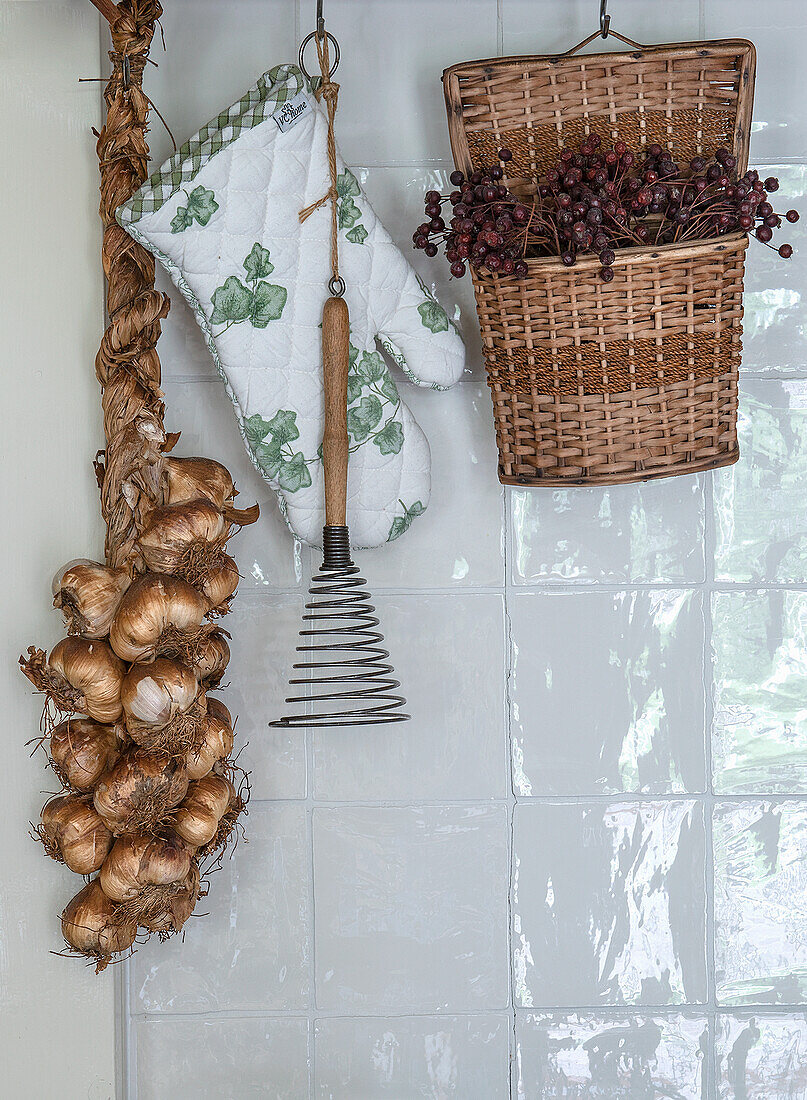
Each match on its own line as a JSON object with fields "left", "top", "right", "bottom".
{"left": 123, "top": 1, "right": 807, "bottom": 1096}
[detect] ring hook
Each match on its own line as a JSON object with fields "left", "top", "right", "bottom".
{"left": 299, "top": 30, "right": 341, "bottom": 81}
{"left": 600, "top": 0, "right": 611, "bottom": 38}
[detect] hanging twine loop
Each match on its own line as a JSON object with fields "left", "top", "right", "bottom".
{"left": 298, "top": 32, "right": 342, "bottom": 291}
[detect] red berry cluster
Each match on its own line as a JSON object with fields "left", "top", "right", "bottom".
{"left": 413, "top": 136, "right": 798, "bottom": 281}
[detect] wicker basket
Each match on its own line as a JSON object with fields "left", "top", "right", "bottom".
{"left": 443, "top": 39, "right": 756, "bottom": 485}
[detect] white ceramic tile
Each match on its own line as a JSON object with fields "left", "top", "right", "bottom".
{"left": 712, "top": 591, "right": 807, "bottom": 794}
{"left": 513, "top": 801, "right": 707, "bottom": 1006}
{"left": 742, "top": 165, "right": 807, "bottom": 375}
{"left": 715, "top": 801, "right": 807, "bottom": 1005}
{"left": 222, "top": 594, "right": 307, "bottom": 799}
{"left": 161, "top": 378, "right": 303, "bottom": 589}
{"left": 511, "top": 476, "right": 706, "bottom": 584}
{"left": 355, "top": 166, "right": 484, "bottom": 375}
{"left": 502, "top": 0, "right": 702, "bottom": 55}
{"left": 138, "top": 0, "right": 298, "bottom": 169}
{"left": 516, "top": 1012, "right": 708, "bottom": 1100}
{"left": 314, "top": 1014, "right": 510, "bottom": 1099}
{"left": 714, "top": 381, "right": 807, "bottom": 583}
{"left": 707, "top": 0, "right": 807, "bottom": 162}
{"left": 510, "top": 591, "right": 706, "bottom": 796}
{"left": 715, "top": 1013, "right": 807, "bottom": 1099}
{"left": 362, "top": 385, "right": 504, "bottom": 588}
{"left": 313, "top": 594, "right": 507, "bottom": 801}
{"left": 132, "top": 1016, "right": 310, "bottom": 1100}
{"left": 322, "top": 0, "right": 498, "bottom": 166}
{"left": 131, "top": 804, "right": 310, "bottom": 1012}
{"left": 313, "top": 805, "right": 509, "bottom": 1013}
{"left": 154, "top": 265, "right": 219, "bottom": 382}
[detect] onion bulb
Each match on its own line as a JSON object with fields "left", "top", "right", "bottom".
{"left": 185, "top": 700, "right": 234, "bottom": 781}
{"left": 21, "top": 638, "right": 126, "bottom": 723}
{"left": 109, "top": 573, "right": 209, "bottom": 663}
{"left": 174, "top": 774, "right": 235, "bottom": 849}
{"left": 141, "top": 862, "right": 200, "bottom": 936}
{"left": 198, "top": 554, "right": 240, "bottom": 612}
{"left": 50, "top": 717, "right": 121, "bottom": 792}
{"left": 52, "top": 559, "right": 131, "bottom": 638}
{"left": 93, "top": 750, "right": 189, "bottom": 836}
{"left": 38, "top": 794, "right": 113, "bottom": 874}
{"left": 164, "top": 457, "right": 235, "bottom": 510}
{"left": 100, "top": 833, "right": 193, "bottom": 903}
{"left": 138, "top": 500, "right": 227, "bottom": 575}
{"left": 192, "top": 629, "right": 230, "bottom": 688}
{"left": 61, "top": 880, "right": 137, "bottom": 970}
{"left": 120, "top": 659, "right": 204, "bottom": 753}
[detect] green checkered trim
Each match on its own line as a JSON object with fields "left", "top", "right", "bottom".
{"left": 117, "top": 64, "right": 307, "bottom": 226}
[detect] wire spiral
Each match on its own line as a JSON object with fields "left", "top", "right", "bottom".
{"left": 270, "top": 527, "right": 409, "bottom": 728}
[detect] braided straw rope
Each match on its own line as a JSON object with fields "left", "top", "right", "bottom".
{"left": 95, "top": 0, "right": 169, "bottom": 568}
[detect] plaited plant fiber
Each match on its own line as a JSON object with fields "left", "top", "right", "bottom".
{"left": 20, "top": 0, "right": 254, "bottom": 971}
{"left": 444, "top": 40, "right": 756, "bottom": 484}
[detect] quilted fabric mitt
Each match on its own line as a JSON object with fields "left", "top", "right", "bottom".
{"left": 117, "top": 64, "right": 465, "bottom": 548}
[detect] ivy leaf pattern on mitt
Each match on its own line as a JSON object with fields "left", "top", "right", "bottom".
{"left": 388, "top": 499, "right": 426, "bottom": 541}
{"left": 336, "top": 169, "right": 367, "bottom": 243}
{"left": 242, "top": 410, "right": 313, "bottom": 492}
{"left": 211, "top": 244, "right": 287, "bottom": 331}
{"left": 418, "top": 299, "right": 449, "bottom": 333}
{"left": 170, "top": 185, "right": 219, "bottom": 233}
{"left": 345, "top": 343, "right": 403, "bottom": 456}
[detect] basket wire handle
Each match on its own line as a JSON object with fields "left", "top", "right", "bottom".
{"left": 558, "top": 0, "right": 647, "bottom": 57}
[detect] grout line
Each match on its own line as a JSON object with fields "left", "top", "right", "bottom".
{"left": 127, "top": 1002, "right": 807, "bottom": 1022}
{"left": 699, "top": 0, "right": 706, "bottom": 40}
{"left": 249, "top": 792, "right": 807, "bottom": 807}
{"left": 503, "top": 490, "right": 519, "bottom": 1100}
{"left": 702, "top": 466, "right": 719, "bottom": 1097}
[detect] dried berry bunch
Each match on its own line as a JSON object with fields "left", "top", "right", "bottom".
{"left": 414, "top": 136, "right": 799, "bottom": 281}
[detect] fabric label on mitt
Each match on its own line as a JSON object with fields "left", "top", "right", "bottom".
{"left": 272, "top": 90, "right": 313, "bottom": 133}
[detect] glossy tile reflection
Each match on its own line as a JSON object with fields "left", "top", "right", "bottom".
{"left": 131, "top": 805, "right": 310, "bottom": 1013}
{"left": 313, "top": 594, "right": 507, "bottom": 801}
{"left": 221, "top": 594, "right": 306, "bottom": 799}
{"left": 516, "top": 1012, "right": 708, "bottom": 1100}
{"left": 713, "top": 592, "right": 807, "bottom": 793}
{"left": 513, "top": 801, "right": 707, "bottom": 1006}
{"left": 716, "top": 1013, "right": 807, "bottom": 1099}
{"left": 714, "top": 381, "right": 807, "bottom": 583}
{"left": 510, "top": 591, "right": 706, "bottom": 796}
{"left": 741, "top": 166, "right": 807, "bottom": 374}
{"left": 707, "top": 0, "right": 807, "bottom": 161}
{"left": 314, "top": 1015, "right": 510, "bottom": 1100}
{"left": 313, "top": 805, "right": 509, "bottom": 1013}
{"left": 715, "top": 801, "right": 807, "bottom": 1005}
{"left": 511, "top": 477, "right": 705, "bottom": 584}
{"left": 132, "top": 1017, "right": 310, "bottom": 1100}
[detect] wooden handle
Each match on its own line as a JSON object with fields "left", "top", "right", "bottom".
{"left": 321, "top": 295, "right": 350, "bottom": 527}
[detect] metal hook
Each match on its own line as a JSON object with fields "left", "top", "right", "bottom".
{"left": 316, "top": 0, "right": 324, "bottom": 40}
{"left": 600, "top": 0, "right": 611, "bottom": 38}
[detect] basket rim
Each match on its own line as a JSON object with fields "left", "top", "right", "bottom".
{"left": 471, "top": 230, "right": 749, "bottom": 279}
{"left": 442, "top": 37, "right": 757, "bottom": 80}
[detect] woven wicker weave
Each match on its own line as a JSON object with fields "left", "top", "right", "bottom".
{"left": 443, "top": 39, "right": 756, "bottom": 485}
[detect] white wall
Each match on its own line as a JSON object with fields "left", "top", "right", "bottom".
{"left": 0, "top": 2, "right": 116, "bottom": 1097}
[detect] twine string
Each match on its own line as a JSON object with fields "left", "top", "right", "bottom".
{"left": 298, "top": 32, "right": 341, "bottom": 287}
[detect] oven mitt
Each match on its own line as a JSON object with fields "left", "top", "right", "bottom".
{"left": 116, "top": 63, "right": 465, "bottom": 548}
